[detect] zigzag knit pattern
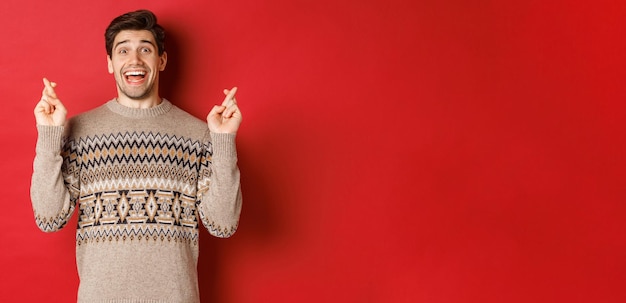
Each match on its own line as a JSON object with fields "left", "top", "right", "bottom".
{"left": 58, "top": 131, "right": 213, "bottom": 244}
{"left": 76, "top": 223, "right": 199, "bottom": 246}
{"left": 35, "top": 206, "right": 76, "bottom": 232}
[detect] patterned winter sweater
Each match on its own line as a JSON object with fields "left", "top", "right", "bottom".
{"left": 30, "top": 99, "right": 242, "bottom": 303}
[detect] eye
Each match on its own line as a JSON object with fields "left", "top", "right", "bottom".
{"left": 141, "top": 47, "right": 152, "bottom": 54}
{"left": 118, "top": 49, "right": 128, "bottom": 55}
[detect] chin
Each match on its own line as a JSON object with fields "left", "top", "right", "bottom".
{"left": 119, "top": 85, "right": 153, "bottom": 100}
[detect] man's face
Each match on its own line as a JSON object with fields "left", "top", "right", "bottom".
{"left": 107, "top": 30, "right": 167, "bottom": 101}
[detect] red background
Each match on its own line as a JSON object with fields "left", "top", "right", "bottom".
{"left": 1, "top": 0, "right": 625, "bottom": 302}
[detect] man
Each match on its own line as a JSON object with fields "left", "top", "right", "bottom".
{"left": 30, "top": 9, "right": 242, "bottom": 302}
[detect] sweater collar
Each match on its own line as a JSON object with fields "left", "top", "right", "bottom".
{"left": 106, "top": 98, "right": 172, "bottom": 118}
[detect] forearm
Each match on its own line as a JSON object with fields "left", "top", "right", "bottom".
{"left": 30, "top": 125, "right": 76, "bottom": 232}
{"left": 198, "top": 133, "right": 242, "bottom": 238}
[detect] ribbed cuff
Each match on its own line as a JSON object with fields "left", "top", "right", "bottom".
{"left": 35, "top": 125, "right": 65, "bottom": 152}
{"left": 209, "top": 132, "right": 237, "bottom": 160}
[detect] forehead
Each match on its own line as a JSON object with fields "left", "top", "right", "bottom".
{"left": 113, "top": 30, "right": 156, "bottom": 46}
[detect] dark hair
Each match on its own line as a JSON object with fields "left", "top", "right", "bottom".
{"left": 105, "top": 9, "right": 166, "bottom": 56}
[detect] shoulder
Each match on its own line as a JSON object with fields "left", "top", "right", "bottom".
{"left": 67, "top": 101, "right": 112, "bottom": 124}
{"left": 167, "top": 103, "right": 208, "bottom": 129}
{"left": 64, "top": 101, "right": 113, "bottom": 137}
{"left": 168, "top": 104, "right": 203, "bottom": 122}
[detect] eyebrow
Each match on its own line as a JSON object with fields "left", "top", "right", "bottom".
{"left": 114, "top": 39, "right": 156, "bottom": 50}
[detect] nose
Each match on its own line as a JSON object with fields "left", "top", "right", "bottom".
{"left": 128, "top": 50, "right": 143, "bottom": 65}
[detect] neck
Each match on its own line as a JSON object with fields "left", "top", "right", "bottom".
{"left": 116, "top": 94, "right": 162, "bottom": 109}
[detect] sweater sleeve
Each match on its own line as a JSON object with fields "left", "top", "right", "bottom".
{"left": 196, "top": 131, "right": 242, "bottom": 238}
{"left": 30, "top": 125, "right": 80, "bottom": 232}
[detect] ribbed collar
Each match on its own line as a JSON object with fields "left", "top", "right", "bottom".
{"left": 106, "top": 99, "right": 172, "bottom": 118}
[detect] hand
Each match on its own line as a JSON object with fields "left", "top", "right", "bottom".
{"left": 34, "top": 78, "right": 67, "bottom": 126}
{"left": 207, "top": 87, "right": 242, "bottom": 134}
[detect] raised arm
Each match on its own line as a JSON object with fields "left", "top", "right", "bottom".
{"left": 30, "top": 78, "right": 78, "bottom": 232}
{"left": 197, "top": 87, "right": 243, "bottom": 237}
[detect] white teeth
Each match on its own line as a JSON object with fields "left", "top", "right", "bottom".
{"left": 124, "top": 71, "right": 146, "bottom": 76}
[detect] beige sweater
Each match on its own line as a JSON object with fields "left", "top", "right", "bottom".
{"left": 30, "top": 99, "right": 242, "bottom": 303}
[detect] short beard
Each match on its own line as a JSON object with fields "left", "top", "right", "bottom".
{"left": 117, "top": 82, "right": 155, "bottom": 100}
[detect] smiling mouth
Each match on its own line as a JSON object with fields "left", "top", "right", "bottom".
{"left": 123, "top": 70, "right": 147, "bottom": 84}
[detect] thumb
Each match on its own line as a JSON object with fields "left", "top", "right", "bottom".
{"left": 208, "top": 104, "right": 226, "bottom": 117}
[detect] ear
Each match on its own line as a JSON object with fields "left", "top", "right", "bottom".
{"left": 107, "top": 55, "right": 113, "bottom": 74}
{"left": 159, "top": 51, "right": 168, "bottom": 71}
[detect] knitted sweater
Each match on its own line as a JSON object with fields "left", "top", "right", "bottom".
{"left": 30, "top": 99, "right": 242, "bottom": 303}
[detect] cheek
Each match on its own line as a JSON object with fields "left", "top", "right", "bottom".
{"left": 109, "top": 61, "right": 121, "bottom": 73}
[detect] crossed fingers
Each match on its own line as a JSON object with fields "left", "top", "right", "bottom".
{"left": 221, "top": 87, "right": 239, "bottom": 119}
